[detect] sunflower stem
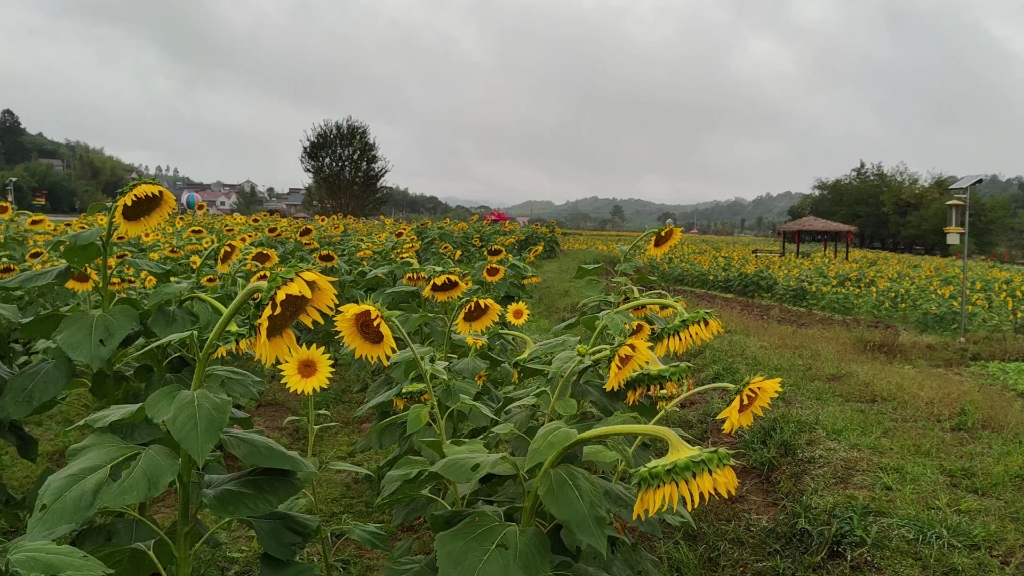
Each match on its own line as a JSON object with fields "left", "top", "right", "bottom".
{"left": 618, "top": 228, "right": 657, "bottom": 266}
{"left": 181, "top": 293, "right": 229, "bottom": 316}
{"left": 306, "top": 394, "right": 335, "bottom": 576}
{"left": 192, "top": 245, "right": 219, "bottom": 287}
{"left": 190, "top": 282, "right": 266, "bottom": 392}
{"left": 389, "top": 318, "right": 446, "bottom": 444}
{"left": 97, "top": 202, "right": 117, "bottom": 311}
{"left": 543, "top": 356, "right": 583, "bottom": 425}
{"left": 521, "top": 424, "right": 693, "bottom": 527}
{"left": 498, "top": 330, "right": 534, "bottom": 362}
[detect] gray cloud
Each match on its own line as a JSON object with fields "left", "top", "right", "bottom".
{"left": 2, "top": 0, "right": 1023, "bottom": 204}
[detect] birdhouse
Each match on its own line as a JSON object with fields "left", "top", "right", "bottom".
{"left": 944, "top": 200, "right": 965, "bottom": 245}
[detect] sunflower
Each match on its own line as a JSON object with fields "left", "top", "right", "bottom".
{"left": 402, "top": 270, "right": 428, "bottom": 287}
{"left": 0, "top": 202, "right": 12, "bottom": 219}
{"left": 302, "top": 240, "right": 320, "bottom": 250}
{"left": 314, "top": 250, "right": 339, "bottom": 267}
{"left": 393, "top": 383, "right": 429, "bottom": 411}
{"left": 522, "top": 275, "right": 542, "bottom": 285}
{"left": 248, "top": 248, "right": 279, "bottom": 268}
{"left": 265, "top": 225, "right": 281, "bottom": 237}
{"left": 506, "top": 302, "right": 530, "bottom": 326}
{"left": 0, "top": 262, "right": 19, "bottom": 279}
{"left": 653, "top": 313, "right": 724, "bottom": 357}
{"left": 144, "top": 275, "right": 158, "bottom": 289}
{"left": 475, "top": 371, "right": 487, "bottom": 387}
{"left": 217, "top": 240, "right": 242, "bottom": 273}
{"left": 423, "top": 274, "right": 468, "bottom": 302}
{"left": 716, "top": 376, "right": 783, "bottom": 434}
{"left": 250, "top": 270, "right": 272, "bottom": 284}
{"left": 115, "top": 233, "right": 129, "bottom": 243}
{"left": 629, "top": 321, "right": 653, "bottom": 341}
{"left": 25, "top": 215, "right": 50, "bottom": 230}
{"left": 253, "top": 270, "right": 339, "bottom": 365}
{"left": 456, "top": 298, "right": 502, "bottom": 334}
{"left": 165, "top": 246, "right": 184, "bottom": 258}
{"left": 317, "top": 215, "right": 328, "bottom": 225}
{"left": 201, "top": 274, "right": 220, "bottom": 287}
{"left": 113, "top": 183, "right": 176, "bottom": 237}
{"left": 356, "top": 249, "right": 373, "bottom": 259}
{"left": 297, "top": 225, "right": 315, "bottom": 239}
{"left": 439, "top": 243, "right": 453, "bottom": 253}
{"left": 605, "top": 339, "right": 656, "bottom": 392}
{"left": 394, "top": 228, "right": 408, "bottom": 239}
{"left": 465, "top": 336, "right": 487, "bottom": 349}
{"left": 647, "top": 226, "right": 681, "bottom": 258}
{"left": 65, "top": 267, "right": 99, "bottom": 292}
{"left": 25, "top": 248, "right": 46, "bottom": 263}
{"left": 223, "top": 226, "right": 238, "bottom": 236}
{"left": 484, "top": 245, "right": 506, "bottom": 261}
{"left": 621, "top": 363, "right": 692, "bottom": 406}
{"left": 277, "top": 343, "right": 334, "bottom": 395}
{"left": 632, "top": 447, "right": 738, "bottom": 520}
{"left": 107, "top": 277, "right": 124, "bottom": 292}
{"left": 334, "top": 303, "right": 398, "bottom": 365}
{"left": 482, "top": 264, "right": 505, "bottom": 283}
{"left": 195, "top": 201, "right": 208, "bottom": 213}
{"left": 186, "top": 226, "right": 206, "bottom": 238}
{"left": 114, "top": 250, "right": 131, "bottom": 261}
{"left": 250, "top": 216, "right": 262, "bottom": 225}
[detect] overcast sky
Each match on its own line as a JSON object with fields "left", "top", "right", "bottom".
{"left": 3, "top": 0, "right": 1024, "bottom": 205}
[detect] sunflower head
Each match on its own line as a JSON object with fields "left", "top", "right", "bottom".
{"left": 620, "top": 363, "right": 692, "bottom": 406}
{"left": 465, "top": 336, "right": 487, "bottom": 349}
{"left": 195, "top": 201, "right": 208, "bottom": 213}
{"left": 653, "top": 312, "right": 723, "bottom": 357}
{"left": 403, "top": 270, "right": 428, "bottom": 287}
{"left": 632, "top": 446, "right": 738, "bottom": 520}
{"left": 716, "top": 376, "right": 782, "bottom": 434}
{"left": 249, "top": 248, "right": 280, "bottom": 269}
{"left": 253, "top": 270, "right": 338, "bottom": 365}
{"left": 217, "top": 241, "right": 242, "bottom": 273}
{"left": 505, "top": 302, "right": 530, "bottom": 327}
{"left": 114, "top": 182, "right": 177, "bottom": 237}
{"left": 0, "top": 262, "right": 19, "bottom": 278}
{"left": 201, "top": 274, "right": 220, "bottom": 287}
{"left": 393, "top": 383, "right": 429, "bottom": 411}
{"left": 165, "top": 246, "right": 184, "bottom": 258}
{"left": 483, "top": 264, "right": 505, "bottom": 283}
{"left": 314, "top": 250, "right": 339, "bottom": 267}
{"left": 456, "top": 298, "right": 502, "bottom": 335}
{"left": 605, "top": 339, "right": 656, "bottom": 392}
{"left": 334, "top": 303, "right": 398, "bottom": 365}
{"left": 647, "top": 226, "right": 681, "bottom": 258}
{"left": 251, "top": 270, "right": 272, "bottom": 283}
{"left": 25, "top": 215, "right": 50, "bottom": 230}
{"left": 25, "top": 247, "right": 47, "bottom": 263}
{"left": 475, "top": 371, "right": 487, "bottom": 387}
{"left": 65, "top": 267, "right": 99, "bottom": 292}
{"left": 0, "top": 202, "right": 12, "bottom": 219}
{"left": 114, "top": 250, "right": 131, "bottom": 262}
{"left": 277, "top": 343, "right": 334, "bottom": 395}
{"left": 523, "top": 275, "right": 542, "bottom": 285}
{"left": 484, "top": 245, "right": 506, "bottom": 261}
{"left": 298, "top": 225, "right": 315, "bottom": 239}
{"left": 422, "top": 274, "right": 468, "bottom": 302}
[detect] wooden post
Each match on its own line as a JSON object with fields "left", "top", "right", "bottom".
{"left": 833, "top": 232, "right": 838, "bottom": 258}
{"left": 781, "top": 232, "right": 786, "bottom": 256}
{"left": 823, "top": 235, "right": 827, "bottom": 256}
{"left": 845, "top": 233, "right": 850, "bottom": 260}
{"left": 795, "top": 232, "right": 800, "bottom": 257}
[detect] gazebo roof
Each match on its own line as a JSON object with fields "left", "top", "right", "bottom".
{"left": 777, "top": 215, "right": 858, "bottom": 233}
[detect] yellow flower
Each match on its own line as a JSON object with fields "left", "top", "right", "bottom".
{"left": 403, "top": 270, "right": 428, "bottom": 287}
{"left": 632, "top": 447, "right": 738, "bottom": 520}
{"left": 165, "top": 246, "right": 184, "bottom": 258}
{"left": 653, "top": 313, "right": 723, "bottom": 357}
{"left": 505, "top": 302, "right": 530, "bottom": 326}
{"left": 248, "top": 248, "right": 279, "bottom": 268}
{"left": 522, "top": 275, "right": 542, "bottom": 285}
{"left": 423, "top": 274, "right": 468, "bottom": 302}
{"left": 465, "top": 336, "right": 487, "bottom": 349}
{"left": 277, "top": 343, "right": 334, "bottom": 395}
{"left": 0, "top": 262, "right": 19, "bottom": 278}
{"left": 25, "top": 214, "right": 50, "bottom": 231}
{"left": 475, "top": 370, "right": 487, "bottom": 387}
{"left": 201, "top": 274, "right": 220, "bottom": 287}
{"left": 484, "top": 245, "right": 507, "bottom": 261}
{"left": 113, "top": 183, "right": 176, "bottom": 237}
{"left": 254, "top": 270, "right": 339, "bottom": 365}
{"left": 65, "top": 267, "right": 99, "bottom": 292}
{"left": 144, "top": 275, "right": 158, "bottom": 289}
{"left": 251, "top": 270, "right": 271, "bottom": 283}
{"left": 629, "top": 321, "right": 652, "bottom": 341}
{"left": 483, "top": 263, "right": 505, "bottom": 283}
{"left": 605, "top": 339, "right": 655, "bottom": 392}
{"left": 647, "top": 226, "right": 681, "bottom": 258}
{"left": 217, "top": 241, "right": 242, "bottom": 273}
{"left": 716, "top": 376, "right": 782, "bottom": 434}
{"left": 334, "top": 303, "right": 398, "bottom": 365}
{"left": 314, "top": 250, "right": 339, "bottom": 267}
{"left": 25, "top": 247, "right": 47, "bottom": 263}
{"left": 0, "top": 202, "right": 12, "bottom": 219}
{"left": 456, "top": 298, "right": 502, "bottom": 334}
{"left": 195, "top": 201, "right": 208, "bottom": 213}
{"left": 297, "top": 225, "right": 316, "bottom": 240}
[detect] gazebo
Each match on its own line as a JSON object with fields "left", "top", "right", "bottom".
{"left": 776, "top": 215, "right": 858, "bottom": 260}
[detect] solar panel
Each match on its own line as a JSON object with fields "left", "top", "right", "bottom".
{"left": 948, "top": 175, "right": 985, "bottom": 190}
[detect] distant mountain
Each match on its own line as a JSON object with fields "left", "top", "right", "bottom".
{"left": 501, "top": 192, "right": 804, "bottom": 231}
{"left": 440, "top": 196, "right": 508, "bottom": 208}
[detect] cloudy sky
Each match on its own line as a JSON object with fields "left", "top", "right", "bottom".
{"left": 3, "top": 0, "right": 1024, "bottom": 205}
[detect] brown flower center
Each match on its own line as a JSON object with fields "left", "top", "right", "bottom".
{"left": 299, "top": 226, "right": 314, "bottom": 238}
{"left": 121, "top": 191, "right": 165, "bottom": 222}
{"left": 485, "top": 265, "right": 501, "bottom": 278}
{"left": 354, "top": 309, "right": 385, "bottom": 344}
{"left": 71, "top": 270, "right": 90, "bottom": 283}
{"left": 317, "top": 252, "right": 335, "bottom": 263}
{"left": 431, "top": 276, "right": 461, "bottom": 293}
{"left": 297, "top": 359, "right": 319, "bottom": 378}
{"left": 512, "top": 309, "right": 525, "bottom": 320}
{"left": 462, "top": 301, "right": 491, "bottom": 323}
{"left": 251, "top": 251, "right": 273, "bottom": 265}
{"left": 219, "top": 245, "right": 237, "bottom": 265}
{"left": 652, "top": 229, "right": 676, "bottom": 248}
{"left": 486, "top": 246, "right": 504, "bottom": 257}
{"left": 264, "top": 293, "right": 310, "bottom": 338}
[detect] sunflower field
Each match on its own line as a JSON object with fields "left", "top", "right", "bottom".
{"left": 566, "top": 231, "right": 1024, "bottom": 334}
{"left": 0, "top": 181, "right": 780, "bottom": 576}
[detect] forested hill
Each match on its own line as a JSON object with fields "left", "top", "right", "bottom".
{"left": 503, "top": 192, "right": 803, "bottom": 230}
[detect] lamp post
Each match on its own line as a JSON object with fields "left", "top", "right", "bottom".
{"left": 4, "top": 178, "right": 16, "bottom": 204}
{"left": 946, "top": 175, "right": 985, "bottom": 343}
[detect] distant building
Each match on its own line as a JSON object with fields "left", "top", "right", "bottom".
{"left": 515, "top": 217, "right": 530, "bottom": 225}
{"left": 38, "top": 158, "right": 64, "bottom": 171}
{"left": 199, "top": 191, "right": 237, "bottom": 213}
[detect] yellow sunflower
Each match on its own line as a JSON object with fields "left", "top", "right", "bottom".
{"left": 266, "top": 225, "right": 281, "bottom": 237}
{"left": 484, "top": 245, "right": 506, "bottom": 261}
{"left": 523, "top": 275, "right": 542, "bottom": 285}
{"left": 653, "top": 314, "right": 724, "bottom": 357}
{"left": 633, "top": 446, "right": 738, "bottom": 520}
{"left": 277, "top": 343, "right": 334, "bottom": 395}
{"left": 647, "top": 226, "right": 681, "bottom": 258}
{"left": 65, "top": 267, "right": 98, "bottom": 292}
{"left": 423, "top": 274, "right": 468, "bottom": 302}
{"left": 195, "top": 201, "right": 208, "bottom": 213}
{"left": 716, "top": 376, "right": 783, "bottom": 434}
{"left": 506, "top": 302, "right": 530, "bottom": 326}
{"left": 201, "top": 274, "right": 220, "bottom": 287}
{"left": 482, "top": 264, "right": 505, "bottom": 283}
{"left": 314, "top": 250, "right": 339, "bottom": 267}
{"left": 217, "top": 240, "right": 242, "bottom": 273}
{"left": 629, "top": 321, "right": 652, "bottom": 341}
{"left": 186, "top": 226, "right": 206, "bottom": 238}
{"left": 334, "top": 303, "right": 398, "bottom": 365}
{"left": 248, "top": 248, "right": 279, "bottom": 268}
{"left": 144, "top": 275, "right": 158, "bottom": 289}
{"left": 456, "top": 298, "right": 502, "bottom": 334}
{"left": 253, "top": 270, "right": 339, "bottom": 365}
{"left": 403, "top": 270, "right": 428, "bottom": 287}
{"left": 0, "top": 262, "right": 19, "bottom": 279}
{"left": 165, "top": 246, "right": 184, "bottom": 258}
{"left": 0, "top": 202, "right": 12, "bottom": 219}
{"left": 465, "top": 336, "right": 487, "bottom": 349}
{"left": 114, "top": 250, "right": 131, "bottom": 261}
{"left": 297, "top": 225, "right": 315, "bottom": 239}
{"left": 605, "top": 339, "right": 656, "bottom": 392}
{"left": 113, "top": 183, "right": 176, "bottom": 237}
{"left": 251, "top": 270, "right": 271, "bottom": 283}
{"left": 25, "top": 247, "right": 47, "bottom": 263}
{"left": 25, "top": 215, "right": 50, "bottom": 230}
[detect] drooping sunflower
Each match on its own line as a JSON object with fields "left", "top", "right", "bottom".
{"left": 165, "top": 246, "right": 184, "bottom": 258}
{"left": 251, "top": 270, "right": 271, "bottom": 283}
{"left": 113, "top": 183, "right": 176, "bottom": 237}
{"left": 647, "top": 226, "right": 681, "bottom": 258}
{"left": 114, "top": 250, "right": 131, "bottom": 261}
{"left": 248, "top": 248, "right": 280, "bottom": 269}
{"left": 297, "top": 225, "right": 316, "bottom": 240}
{"left": 605, "top": 339, "right": 656, "bottom": 392}
{"left": 217, "top": 240, "right": 242, "bottom": 273}
{"left": 402, "top": 270, "right": 428, "bottom": 287}
{"left": 0, "top": 262, "right": 19, "bottom": 279}
{"left": 505, "top": 302, "right": 530, "bottom": 326}
{"left": 629, "top": 320, "right": 653, "bottom": 341}
{"left": 653, "top": 312, "right": 724, "bottom": 357}
{"left": 482, "top": 264, "right": 505, "bottom": 283}
{"left": 65, "top": 267, "right": 99, "bottom": 292}
{"left": 195, "top": 201, "right": 208, "bottom": 213}
{"left": 422, "top": 274, "right": 468, "bottom": 302}
{"left": 0, "top": 202, "right": 12, "bottom": 219}
{"left": 334, "top": 303, "right": 398, "bottom": 365}
{"left": 484, "top": 245, "right": 507, "bottom": 261}
{"left": 456, "top": 298, "right": 502, "bottom": 334}
{"left": 201, "top": 274, "right": 220, "bottom": 287}
{"left": 632, "top": 446, "right": 738, "bottom": 520}
{"left": 522, "top": 275, "right": 542, "bottom": 285}
{"left": 25, "top": 248, "right": 47, "bottom": 263}
{"left": 716, "top": 376, "right": 783, "bottom": 434}
{"left": 277, "top": 343, "right": 334, "bottom": 395}
{"left": 620, "top": 363, "right": 692, "bottom": 406}
{"left": 314, "top": 250, "right": 339, "bottom": 267}
{"left": 186, "top": 226, "right": 206, "bottom": 238}
{"left": 25, "top": 215, "right": 50, "bottom": 231}
{"left": 392, "top": 383, "right": 429, "bottom": 411}
{"left": 475, "top": 370, "right": 487, "bottom": 387}
{"left": 253, "top": 270, "right": 339, "bottom": 365}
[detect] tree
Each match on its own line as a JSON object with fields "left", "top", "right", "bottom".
{"left": 233, "top": 186, "right": 264, "bottom": 215}
{"left": 172, "top": 167, "right": 179, "bottom": 177}
{"left": 610, "top": 204, "right": 626, "bottom": 222}
{"left": 154, "top": 165, "right": 164, "bottom": 176}
{"left": 265, "top": 186, "right": 276, "bottom": 197}
{"left": 0, "top": 108, "right": 29, "bottom": 167}
{"left": 739, "top": 217, "right": 746, "bottom": 232}
{"left": 143, "top": 165, "right": 150, "bottom": 174}
{"left": 164, "top": 164, "right": 170, "bottom": 174}
{"left": 299, "top": 116, "right": 391, "bottom": 216}
{"left": 656, "top": 211, "right": 676, "bottom": 224}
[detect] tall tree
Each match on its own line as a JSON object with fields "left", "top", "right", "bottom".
{"left": 233, "top": 186, "right": 264, "bottom": 215}
{"left": 300, "top": 116, "right": 392, "bottom": 216}
{"left": 656, "top": 211, "right": 676, "bottom": 224}
{"left": 0, "top": 108, "right": 29, "bottom": 167}
{"left": 154, "top": 165, "right": 163, "bottom": 176}
{"left": 172, "top": 167, "right": 179, "bottom": 177}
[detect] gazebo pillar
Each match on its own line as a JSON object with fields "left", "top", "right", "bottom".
{"left": 795, "top": 232, "right": 800, "bottom": 257}
{"left": 833, "top": 233, "right": 838, "bottom": 258}
{"left": 781, "top": 232, "right": 786, "bottom": 256}
{"left": 845, "top": 233, "right": 850, "bottom": 261}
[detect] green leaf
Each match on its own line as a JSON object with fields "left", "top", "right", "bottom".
{"left": 379, "top": 456, "right": 430, "bottom": 500}
{"left": 0, "top": 303, "right": 19, "bottom": 323}
{"left": 525, "top": 421, "right": 578, "bottom": 471}
{"left": 247, "top": 511, "right": 319, "bottom": 560}
{"left": 146, "top": 281, "right": 191, "bottom": 306}
{"left": 122, "top": 258, "right": 171, "bottom": 276}
{"left": 406, "top": 404, "right": 430, "bottom": 435}
{"left": 0, "top": 420, "right": 39, "bottom": 461}
{"left": 344, "top": 522, "right": 391, "bottom": 552}
{"left": 53, "top": 306, "right": 140, "bottom": 370}
{"left": 429, "top": 453, "right": 514, "bottom": 484}
{"left": 327, "top": 461, "right": 375, "bottom": 479}
{"left": 0, "top": 354, "right": 74, "bottom": 422}
{"left": 202, "top": 468, "right": 305, "bottom": 518}
{"left": 451, "top": 356, "right": 488, "bottom": 380}
{"left": 144, "top": 384, "right": 184, "bottom": 424}
{"left": 573, "top": 263, "right": 605, "bottom": 279}
{"left": 538, "top": 464, "right": 609, "bottom": 557}
{"left": 62, "top": 240, "right": 103, "bottom": 269}
{"left": 86, "top": 202, "right": 109, "bottom": 215}
{"left": 19, "top": 311, "right": 66, "bottom": 340}
{"left": 220, "top": 429, "right": 315, "bottom": 473}
{"left": 258, "top": 554, "right": 315, "bottom": 576}
{"left": 99, "top": 444, "right": 179, "bottom": 509}
{"left": 206, "top": 366, "right": 265, "bottom": 401}
{"left": 28, "top": 434, "right": 142, "bottom": 537}
{"left": 164, "top": 385, "right": 231, "bottom": 464}
{"left": 0, "top": 265, "right": 70, "bottom": 290}
{"left": 552, "top": 397, "right": 578, "bottom": 416}
{"left": 147, "top": 306, "right": 197, "bottom": 338}
{"left": 582, "top": 445, "right": 621, "bottom": 465}
{"left": 70, "top": 404, "right": 144, "bottom": 430}
{"left": 5, "top": 540, "right": 112, "bottom": 576}
{"left": 435, "top": 512, "right": 550, "bottom": 576}
{"left": 382, "top": 555, "right": 438, "bottom": 576}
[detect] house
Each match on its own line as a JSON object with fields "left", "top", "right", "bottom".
{"left": 199, "top": 191, "right": 238, "bottom": 213}
{"left": 39, "top": 158, "right": 64, "bottom": 171}
{"left": 515, "top": 217, "right": 530, "bottom": 226}
{"left": 282, "top": 192, "right": 305, "bottom": 213}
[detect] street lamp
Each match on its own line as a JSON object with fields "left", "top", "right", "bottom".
{"left": 947, "top": 174, "right": 985, "bottom": 343}
{"left": 4, "top": 178, "right": 16, "bottom": 204}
